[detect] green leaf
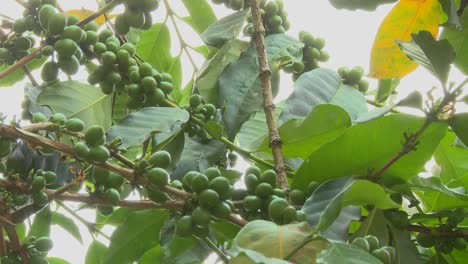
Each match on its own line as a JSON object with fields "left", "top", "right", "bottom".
{"left": 375, "top": 78, "right": 400, "bottom": 104}
{"left": 449, "top": 113, "right": 468, "bottom": 146}
{"left": 322, "top": 206, "right": 361, "bottom": 241}
{"left": 210, "top": 220, "right": 241, "bottom": 245}
{"left": 387, "top": 223, "right": 425, "bottom": 264}
{"left": 219, "top": 34, "right": 302, "bottom": 139}
{"left": 85, "top": 240, "right": 107, "bottom": 264}
{"left": 280, "top": 68, "right": 367, "bottom": 123}
{"left": 350, "top": 209, "right": 390, "bottom": 246}
{"left": 231, "top": 249, "right": 290, "bottom": 264}
{"left": 232, "top": 220, "right": 327, "bottom": 262}
{"left": 171, "top": 80, "right": 193, "bottom": 107}
{"left": 328, "top": 0, "right": 397, "bottom": 11}
{"left": 15, "top": 223, "right": 26, "bottom": 242}
{"left": 196, "top": 39, "right": 250, "bottom": 104}
{"left": 201, "top": 9, "right": 249, "bottom": 47}
{"left": 136, "top": 23, "right": 182, "bottom": 90}
{"left": 409, "top": 176, "right": 468, "bottom": 200}
{"left": 181, "top": 0, "right": 217, "bottom": 34}
{"left": 252, "top": 104, "right": 351, "bottom": 158}
{"left": 160, "top": 236, "right": 210, "bottom": 263}
{"left": 440, "top": 10, "right": 468, "bottom": 74}
{"left": 102, "top": 209, "right": 169, "bottom": 264}
{"left": 112, "top": 93, "right": 128, "bottom": 123}
{"left": 293, "top": 114, "right": 447, "bottom": 188}
{"left": 37, "top": 80, "right": 112, "bottom": 129}
{"left": 439, "top": 0, "right": 461, "bottom": 28}
{"left": 0, "top": 54, "right": 47, "bottom": 87}
{"left": 47, "top": 257, "right": 71, "bottom": 264}
{"left": 51, "top": 211, "right": 83, "bottom": 243}
{"left": 344, "top": 180, "right": 400, "bottom": 208}
{"left": 237, "top": 101, "right": 284, "bottom": 150}
{"left": 28, "top": 205, "right": 51, "bottom": 238}
{"left": 398, "top": 30, "right": 456, "bottom": 85}
{"left": 106, "top": 107, "right": 190, "bottom": 149}
{"left": 316, "top": 242, "right": 382, "bottom": 264}
{"left": 302, "top": 177, "right": 355, "bottom": 232}
{"left": 204, "top": 121, "right": 224, "bottom": 140}
{"left": 139, "top": 246, "right": 164, "bottom": 264}
{"left": 172, "top": 135, "right": 225, "bottom": 180}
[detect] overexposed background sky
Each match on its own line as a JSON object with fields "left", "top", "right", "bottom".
{"left": 0, "top": 0, "right": 465, "bottom": 263}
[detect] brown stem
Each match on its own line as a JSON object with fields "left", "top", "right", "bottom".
{"left": 21, "top": 66, "right": 39, "bottom": 87}
{"left": 77, "top": 0, "right": 122, "bottom": 27}
{"left": 407, "top": 224, "right": 468, "bottom": 238}
{"left": 4, "top": 224, "right": 28, "bottom": 263}
{"left": 250, "top": 0, "right": 289, "bottom": 192}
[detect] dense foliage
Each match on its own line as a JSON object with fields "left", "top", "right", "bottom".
{"left": 0, "top": 0, "right": 467, "bottom": 263}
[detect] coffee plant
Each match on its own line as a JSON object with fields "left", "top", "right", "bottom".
{"left": 0, "top": 0, "right": 467, "bottom": 263}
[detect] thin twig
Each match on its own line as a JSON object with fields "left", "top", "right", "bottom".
{"left": 250, "top": 0, "right": 289, "bottom": 192}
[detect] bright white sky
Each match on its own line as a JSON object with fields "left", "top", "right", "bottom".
{"left": 0, "top": 1, "right": 465, "bottom": 263}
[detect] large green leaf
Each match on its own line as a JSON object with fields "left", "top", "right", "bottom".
{"left": 387, "top": 223, "right": 425, "bottom": 264}
{"left": 28, "top": 206, "right": 52, "bottom": 238}
{"left": 181, "top": 0, "right": 217, "bottom": 34}
{"left": 251, "top": 104, "right": 351, "bottom": 158}
{"left": 210, "top": 220, "right": 241, "bottom": 245}
{"left": 328, "top": 0, "right": 397, "bottom": 11}
{"left": 293, "top": 114, "right": 447, "bottom": 188}
{"left": 196, "top": 39, "right": 250, "bottom": 104}
{"left": 409, "top": 176, "right": 468, "bottom": 200}
{"left": 302, "top": 177, "right": 397, "bottom": 232}
{"left": 102, "top": 209, "right": 169, "bottom": 264}
{"left": 136, "top": 23, "right": 182, "bottom": 90}
{"left": 440, "top": 10, "right": 468, "bottom": 74}
{"left": 219, "top": 34, "right": 303, "bottom": 139}
{"left": 47, "top": 257, "right": 71, "bottom": 264}
{"left": 106, "top": 107, "right": 189, "bottom": 149}
{"left": 171, "top": 135, "right": 225, "bottom": 180}
{"left": 280, "top": 68, "right": 367, "bottom": 123}
{"left": 139, "top": 246, "right": 164, "bottom": 263}
{"left": 322, "top": 206, "right": 361, "bottom": 241}
{"left": 398, "top": 31, "right": 456, "bottom": 85}
{"left": 0, "top": 54, "right": 47, "bottom": 87}
{"left": 449, "top": 113, "right": 468, "bottom": 146}
{"left": 201, "top": 9, "right": 249, "bottom": 47}
{"left": 316, "top": 242, "right": 382, "bottom": 264}
{"left": 350, "top": 209, "right": 390, "bottom": 246}
{"left": 85, "top": 240, "right": 107, "bottom": 264}
{"left": 37, "top": 81, "right": 112, "bottom": 129}
{"left": 51, "top": 211, "right": 82, "bottom": 243}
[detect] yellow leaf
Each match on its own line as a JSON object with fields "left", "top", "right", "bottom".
{"left": 369, "top": 0, "right": 444, "bottom": 79}
{"left": 66, "top": 8, "right": 116, "bottom": 26}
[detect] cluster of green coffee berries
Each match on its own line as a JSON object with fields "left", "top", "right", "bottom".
{"left": 33, "top": 112, "right": 85, "bottom": 132}
{"left": 175, "top": 167, "right": 235, "bottom": 238}
{"left": 90, "top": 166, "right": 126, "bottom": 216}
{"left": 338, "top": 66, "right": 369, "bottom": 93}
{"left": 0, "top": 35, "right": 36, "bottom": 66}
{"left": 184, "top": 94, "right": 217, "bottom": 138}
{"left": 416, "top": 208, "right": 467, "bottom": 253}
{"left": 351, "top": 235, "right": 396, "bottom": 264}
{"left": 27, "top": 236, "right": 54, "bottom": 264}
{"left": 73, "top": 125, "right": 110, "bottom": 163}
{"left": 30, "top": 170, "right": 56, "bottom": 206}
{"left": 210, "top": 0, "right": 249, "bottom": 10}
{"left": 244, "top": 0, "right": 289, "bottom": 36}
{"left": 114, "top": 0, "right": 159, "bottom": 35}
{"left": 283, "top": 31, "right": 329, "bottom": 79}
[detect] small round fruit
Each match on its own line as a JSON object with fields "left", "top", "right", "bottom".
{"left": 58, "top": 55, "right": 80, "bottom": 75}
{"left": 229, "top": 0, "right": 244, "bottom": 10}
{"left": 105, "top": 188, "right": 120, "bottom": 206}
{"left": 357, "top": 79, "right": 369, "bottom": 93}
{"left": 62, "top": 25, "right": 86, "bottom": 43}
{"left": 33, "top": 191, "right": 49, "bottom": 206}
{"left": 364, "top": 235, "right": 380, "bottom": 251}
{"left": 243, "top": 195, "right": 262, "bottom": 211}
{"left": 35, "top": 236, "right": 53, "bottom": 252}
{"left": 84, "top": 125, "right": 105, "bottom": 146}
{"left": 147, "top": 188, "right": 170, "bottom": 203}
{"left": 352, "top": 237, "right": 370, "bottom": 251}
{"left": 67, "top": 15, "right": 81, "bottom": 26}
{"left": 245, "top": 166, "right": 262, "bottom": 178}
{"left": 297, "top": 210, "right": 306, "bottom": 222}
{"left": 231, "top": 188, "right": 248, "bottom": 201}
{"left": 145, "top": 167, "right": 169, "bottom": 187}
{"left": 212, "top": 201, "right": 232, "bottom": 219}
{"left": 32, "top": 113, "right": 47, "bottom": 123}
{"left": 264, "top": 1, "right": 279, "bottom": 15}
{"left": 102, "top": 51, "right": 116, "bottom": 65}
{"left": 289, "top": 189, "right": 306, "bottom": 205}
{"left": 199, "top": 189, "right": 220, "bottom": 209}
{"left": 158, "top": 81, "right": 173, "bottom": 94}
{"left": 268, "top": 198, "right": 288, "bottom": 223}
{"left": 204, "top": 167, "right": 221, "bottom": 181}
{"left": 124, "top": 10, "right": 145, "bottom": 28}
{"left": 48, "top": 13, "right": 67, "bottom": 35}
{"left": 54, "top": 39, "right": 78, "bottom": 58}
{"left": 93, "top": 42, "right": 107, "bottom": 54}
{"left": 282, "top": 206, "right": 298, "bottom": 224}
{"left": 41, "top": 61, "right": 59, "bottom": 82}
{"left": 85, "top": 31, "right": 99, "bottom": 45}
{"left": 307, "top": 181, "right": 320, "bottom": 195}
{"left": 13, "top": 194, "right": 28, "bottom": 206}
{"left": 115, "top": 14, "right": 130, "bottom": 35}
{"left": 32, "top": 176, "right": 46, "bottom": 192}
{"left": 92, "top": 166, "right": 110, "bottom": 185}
{"left": 43, "top": 171, "right": 57, "bottom": 184}
{"left": 12, "top": 18, "right": 27, "bottom": 33}
{"left": 30, "top": 254, "right": 48, "bottom": 264}
{"left": 189, "top": 94, "right": 202, "bottom": 108}
{"left": 416, "top": 233, "right": 434, "bottom": 248}
{"left": 191, "top": 174, "right": 209, "bottom": 194}
{"left": 255, "top": 183, "right": 273, "bottom": 198}
{"left": 15, "top": 37, "right": 32, "bottom": 51}
{"left": 65, "top": 118, "right": 85, "bottom": 132}
{"left": 260, "top": 169, "right": 276, "bottom": 187}
{"left": 107, "top": 173, "right": 125, "bottom": 189}
{"left": 97, "top": 205, "right": 114, "bottom": 216}
{"left": 454, "top": 237, "right": 467, "bottom": 250}
{"left": 347, "top": 67, "right": 364, "bottom": 84}
{"left": 192, "top": 207, "right": 212, "bottom": 227}
{"left": 176, "top": 215, "right": 193, "bottom": 237}
{"left": 311, "top": 37, "right": 326, "bottom": 49}
{"left": 245, "top": 174, "right": 259, "bottom": 193}
{"left": 318, "top": 50, "right": 330, "bottom": 62}
{"left": 292, "top": 61, "right": 305, "bottom": 74}
{"left": 38, "top": 4, "right": 57, "bottom": 29}
{"left": 50, "top": 113, "right": 66, "bottom": 124}
{"left": 73, "top": 142, "right": 89, "bottom": 158}
{"left": 371, "top": 248, "right": 392, "bottom": 264}
{"left": 209, "top": 176, "right": 231, "bottom": 197}
{"left": 88, "top": 145, "right": 110, "bottom": 163}
{"left": 148, "top": 150, "right": 171, "bottom": 169}
{"left": 139, "top": 62, "right": 153, "bottom": 77}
